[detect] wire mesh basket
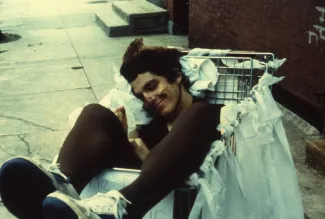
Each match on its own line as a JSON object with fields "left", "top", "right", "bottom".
{"left": 182, "top": 51, "right": 276, "bottom": 104}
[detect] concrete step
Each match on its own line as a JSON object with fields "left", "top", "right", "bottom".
{"left": 112, "top": 0, "right": 167, "bottom": 34}
{"left": 95, "top": 10, "right": 132, "bottom": 37}
{"left": 306, "top": 139, "right": 325, "bottom": 176}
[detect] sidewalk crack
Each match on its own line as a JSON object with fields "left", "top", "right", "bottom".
{"left": 0, "top": 115, "right": 55, "bottom": 131}
{"left": 18, "top": 135, "right": 32, "bottom": 156}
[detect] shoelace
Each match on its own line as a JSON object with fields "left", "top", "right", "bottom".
{"left": 47, "top": 155, "right": 69, "bottom": 180}
{"left": 32, "top": 155, "right": 71, "bottom": 186}
{"left": 31, "top": 155, "right": 63, "bottom": 177}
{"left": 81, "top": 191, "right": 131, "bottom": 219}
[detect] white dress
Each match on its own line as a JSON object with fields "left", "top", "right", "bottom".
{"left": 188, "top": 73, "right": 304, "bottom": 219}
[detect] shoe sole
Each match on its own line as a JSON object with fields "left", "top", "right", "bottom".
{"left": 14, "top": 156, "right": 58, "bottom": 185}
{"left": 0, "top": 156, "right": 58, "bottom": 219}
{"left": 43, "top": 191, "right": 89, "bottom": 219}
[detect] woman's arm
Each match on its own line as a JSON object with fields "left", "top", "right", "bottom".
{"left": 141, "top": 101, "right": 221, "bottom": 179}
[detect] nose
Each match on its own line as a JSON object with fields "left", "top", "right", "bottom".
{"left": 143, "top": 92, "right": 155, "bottom": 104}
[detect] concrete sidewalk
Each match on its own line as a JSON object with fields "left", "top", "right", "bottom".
{"left": 0, "top": 0, "right": 187, "bottom": 217}
{"left": 0, "top": 0, "right": 188, "bottom": 164}
{"left": 0, "top": 0, "right": 324, "bottom": 218}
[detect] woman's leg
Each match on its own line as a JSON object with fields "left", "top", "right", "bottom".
{"left": 121, "top": 102, "right": 220, "bottom": 218}
{"left": 57, "top": 103, "right": 141, "bottom": 193}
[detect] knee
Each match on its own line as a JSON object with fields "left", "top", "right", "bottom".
{"left": 83, "top": 103, "right": 108, "bottom": 113}
{"left": 80, "top": 103, "right": 117, "bottom": 124}
{"left": 82, "top": 104, "right": 114, "bottom": 117}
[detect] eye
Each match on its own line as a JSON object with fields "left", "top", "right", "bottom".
{"left": 146, "top": 80, "right": 158, "bottom": 91}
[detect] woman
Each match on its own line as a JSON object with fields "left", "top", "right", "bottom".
{"left": 0, "top": 38, "right": 222, "bottom": 219}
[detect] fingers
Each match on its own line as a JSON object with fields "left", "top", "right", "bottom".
{"left": 113, "top": 106, "right": 126, "bottom": 118}
{"left": 129, "top": 138, "right": 142, "bottom": 148}
{"left": 115, "top": 111, "right": 124, "bottom": 121}
{"left": 114, "top": 107, "right": 126, "bottom": 121}
{"left": 129, "top": 138, "right": 150, "bottom": 162}
{"left": 129, "top": 138, "right": 149, "bottom": 152}
{"left": 113, "top": 106, "right": 128, "bottom": 132}
{"left": 114, "top": 106, "right": 125, "bottom": 114}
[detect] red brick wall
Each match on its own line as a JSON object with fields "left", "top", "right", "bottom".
{"left": 189, "top": 0, "right": 325, "bottom": 131}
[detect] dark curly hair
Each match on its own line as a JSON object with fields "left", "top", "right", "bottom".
{"left": 120, "top": 38, "right": 190, "bottom": 91}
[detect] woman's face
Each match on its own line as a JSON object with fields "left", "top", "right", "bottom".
{"left": 130, "top": 71, "right": 182, "bottom": 117}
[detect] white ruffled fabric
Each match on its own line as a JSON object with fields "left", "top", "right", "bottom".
{"left": 180, "top": 48, "right": 229, "bottom": 98}
{"left": 179, "top": 57, "right": 219, "bottom": 98}
{"left": 220, "top": 58, "right": 287, "bottom": 71}
{"left": 187, "top": 73, "right": 304, "bottom": 219}
{"left": 186, "top": 140, "right": 226, "bottom": 219}
{"left": 99, "top": 70, "right": 153, "bottom": 132}
{"left": 186, "top": 48, "right": 231, "bottom": 57}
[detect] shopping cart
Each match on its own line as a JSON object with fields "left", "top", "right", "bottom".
{"left": 81, "top": 51, "right": 278, "bottom": 219}
{"left": 181, "top": 51, "right": 275, "bottom": 104}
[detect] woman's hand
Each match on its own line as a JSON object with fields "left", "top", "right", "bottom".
{"left": 129, "top": 138, "right": 150, "bottom": 162}
{"left": 113, "top": 106, "right": 128, "bottom": 133}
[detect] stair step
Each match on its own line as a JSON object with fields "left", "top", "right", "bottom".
{"left": 113, "top": 0, "right": 166, "bottom": 17}
{"left": 112, "top": 0, "right": 167, "bottom": 33}
{"left": 306, "top": 139, "right": 325, "bottom": 176}
{"left": 95, "top": 0, "right": 168, "bottom": 37}
{"left": 95, "top": 10, "right": 132, "bottom": 37}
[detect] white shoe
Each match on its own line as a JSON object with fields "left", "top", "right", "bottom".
{"left": 25, "top": 155, "right": 80, "bottom": 199}
{"left": 43, "top": 190, "right": 131, "bottom": 219}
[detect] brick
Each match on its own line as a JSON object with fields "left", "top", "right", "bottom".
{"left": 306, "top": 139, "right": 325, "bottom": 176}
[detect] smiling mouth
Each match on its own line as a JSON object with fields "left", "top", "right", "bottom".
{"left": 155, "top": 98, "right": 164, "bottom": 109}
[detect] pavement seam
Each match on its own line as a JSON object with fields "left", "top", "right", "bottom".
{"left": 0, "top": 87, "right": 92, "bottom": 97}
{"left": 0, "top": 129, "right": 71, "bottom": 137}
{"left": 62, "top": 26, "right": 99, "bottom": 103}
{"left": 0, "top": 56, "right": 79, "bottom": 70}
{"left": 0, "top": 115, "right": 55, "bottom": 131}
